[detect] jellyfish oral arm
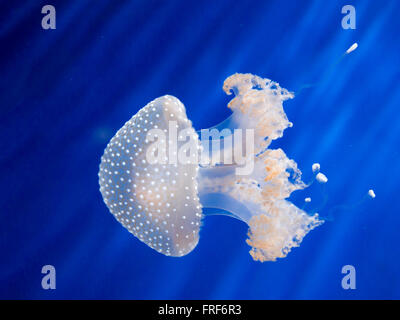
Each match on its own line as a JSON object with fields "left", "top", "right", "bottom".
{"left": 194, "top": 74, "right": 324, "bottom": 262}
{"left": 197, "top": 151, "right": 323, "bottom": 262}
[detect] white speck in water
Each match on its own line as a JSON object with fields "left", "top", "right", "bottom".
{"left": 312, "top": 163, "right": 320, "bottom": 173}
{"left": 368, "top": 189, "right": 376, "bottom": 198}
{"left": 316, "top": 172, "right": 328, "bottom": 183}
{"left": 346, "top": 42, "right": 358, "bottom": 54}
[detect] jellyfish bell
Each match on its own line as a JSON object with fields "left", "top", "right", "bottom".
{"left": 98, "top": 95, "right": 202, "bottom": 257}
{"left": 98, "top": 73, "right": 324, "bottom": 262}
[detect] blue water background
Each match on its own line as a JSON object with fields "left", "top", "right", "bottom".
{"left": 0, "top": 0, "right": 399, "bottom": 299}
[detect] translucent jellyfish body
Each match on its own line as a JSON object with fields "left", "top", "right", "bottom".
{"left": 99, "top": 96, "right": 201, "bottom": 257}
{"left": 98, "top": 73, "right": 323, "bottom": 262}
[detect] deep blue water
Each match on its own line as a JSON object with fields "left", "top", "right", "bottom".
{"left": 1, "top": 0, "right": 399, "bottom": 299}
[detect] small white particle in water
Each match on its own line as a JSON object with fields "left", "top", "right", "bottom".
{"left": 316, "top": 172, "right": 328, "bottom": 183}
{"left": 346, "top": 42, "right": 358, "bottom": 54}
{"left": 305, "top": 197, "right": 311, "bottom": 203}
{"left": 368, "top": 189, "right": 376, "bottom": 198}
{"left": 312, "top": 163, "right": 320, "bottom": 173}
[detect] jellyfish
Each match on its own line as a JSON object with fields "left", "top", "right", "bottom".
{"left": 98, "top": 73, "right": 324, "bottom": 262}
